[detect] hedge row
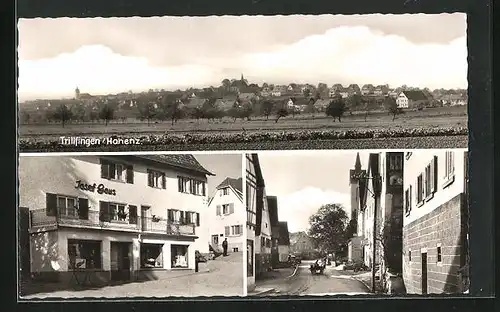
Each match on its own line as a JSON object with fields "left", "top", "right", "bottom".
{"left": 18, "top": 127, "right": 468, "bottom": 150}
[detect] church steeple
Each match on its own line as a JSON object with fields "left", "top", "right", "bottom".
{"left": 354, "top": 152, "right": 362, "bottom": 172}
{"left": 75, "top": 86, "right": 80, "bottom": 99}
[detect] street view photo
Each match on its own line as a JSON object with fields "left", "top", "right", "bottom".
{"left": 245, "top": 150, "right": 469, "bottom": 296}
{"left": 18, "top": 153, "right": 244, "bottom": 299}
{"left": 18, "top": 13, "right": 468, "bottom": 152}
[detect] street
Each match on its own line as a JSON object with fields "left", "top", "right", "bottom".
{"left": 21, "top": 252, "right": 244, "bottom": 299}
{"left": 253, "top": 260, "right": 370, "bottom": 296}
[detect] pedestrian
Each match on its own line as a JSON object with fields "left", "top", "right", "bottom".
{"left": 222, "top": 238, "right": 228, "bottom": 256}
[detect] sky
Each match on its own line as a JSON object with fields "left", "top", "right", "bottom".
{"left": 258, "top": 150, "right": 374, "bottom": 233}
{"left": 17, "top": 14, "right": 467, "bottom": 102}
{"left": 194, "top": 154, "right": 242, "bottom": 196}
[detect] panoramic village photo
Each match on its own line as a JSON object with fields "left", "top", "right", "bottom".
{"left": 17, "top": 153, "right": 244, "bottom": 298}
{"left": 18, "top": 13, "right": 468, "bottom": 152}
{"left": 245, "top": 150, "right": 469, "bottom": 296}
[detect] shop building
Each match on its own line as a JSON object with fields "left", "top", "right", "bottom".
{"left": 19, "top": 154, "right": 213, "bottom": 285}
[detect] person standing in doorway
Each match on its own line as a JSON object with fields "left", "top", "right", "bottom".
{"left": 222, "top": 238, "right": 228, "bottom": 256}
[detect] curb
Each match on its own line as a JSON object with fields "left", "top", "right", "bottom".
{"left": 285, "top": 264, "right": 300, "bottom": 280}
{"left": 249, "top": 288, "right": 276, "bottom": 297}
{"left": 351, "top": 275, "right": 372, "bottom": 292}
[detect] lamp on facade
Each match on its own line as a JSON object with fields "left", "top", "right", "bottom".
{"left": 351, "top": 170, "right": 382, "bottom": 293}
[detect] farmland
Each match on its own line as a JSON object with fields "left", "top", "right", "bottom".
{"left": 18, "top": 106, "right": 468, "bottom": 152}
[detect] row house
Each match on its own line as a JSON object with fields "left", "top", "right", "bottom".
{"left": 208, "top": 178, "right": 244, "bottom": 254}
{"left": 271, "top": 85, "right": 288, "bottom": 97}
{"left": 361, "top": 84, "right": 375, "bottom": 95}
{"left": 402, "top": 149, "right": 469, "bottom": 294}
{"left": 19, "top": 154, "right": 212, "bottom": 286}
{"left": 373, "top": 85, "right": 389, "bottom": 96}
{"left": 246, "top": 154, "right": 272, "bottom": 292}
{"left": 351, "top": 152, "right": 404, "bottom": 281}
{"left": 267, "top": 196, "right": 291, "bottom": 269}
{"left": 439, "top": 94, "right": 467, "bottom": 106}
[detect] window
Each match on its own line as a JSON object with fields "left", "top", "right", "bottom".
{"left": 222, "top": 188, "right": 230, "bottom": 196}
{"left": 57, "top": 195, "right": 78, "bottom": 217}
{"left": 423, "top": 156, "right": 438, "bottom": 199}
{"left": 389, "top": 154, "right": 403, "bottom": 170}
{"left": 148, "top": 169, "right": 166, "bottom": 189}
{"left": 409, "top": 250, "right": 412, "bottom": 262}
{"left": 178, "top": 176, "right": 206, "bottom": 196}
{"left": 68, "top": 240, "right": 102, "bottom": 270}
{"left": 171, "top": 245, "right": 188, "bottom": 268}
{"left": 101, "top": 159, "right": 133, "bottom": 183}
{"left": 437, "top": 245, "right": 442, "bottom": 263}
{"left": 444, "top": 151, "right": 455, "bottom": 186}
{"left": 246, "top": 183, "right": 252, "bottom": 208}
{"left": 416, "top": 174, "right": 424, "bottom": 205}
{"left": 404, "top": 188, "right": 412, "bottom": 215}
{"left": 231, "top": 225, "right": 243, "bottom": 236}
{"left": 99, "top": 201, "right": 127, "bottom": 222}
{"left": 140, "top": 243, "right": 163, "bottom": 268}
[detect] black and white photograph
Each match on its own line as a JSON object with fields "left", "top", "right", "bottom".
{"left": 17, "top": 153, "right": 245, "bottom": 299}
{"left": 18, "top": 13, "right": 468, "bottom": 152}
{"left": 245, "top": 150, "right": 469, "bottom": 296}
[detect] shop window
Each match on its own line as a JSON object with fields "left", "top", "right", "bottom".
{"left": 68, "top": 240, "right": 102, "bottom": 270}
{"left": 171, "top": 245, "right": 189, "bottom": 268}
{"left": 140, "top": 244, "right": 163, "bottom": 268}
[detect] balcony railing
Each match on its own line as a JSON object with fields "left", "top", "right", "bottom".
{"left": 30, "top": 208, "right": 196, "bottom": 236}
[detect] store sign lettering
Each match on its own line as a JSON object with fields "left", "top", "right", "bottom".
{"left": 75, "top": 180, "right": 117, "bottom": 196}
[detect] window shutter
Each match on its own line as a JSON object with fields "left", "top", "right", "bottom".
{"left": 180, "top": 211, "right": 186, "bottom": 224}
{"left": 128, "top": 205, "right": 137, "bottom": 224}
{"left": 46, "top": 193, "right": 57, "bottom": 216}
{"left": 450, "top": 152, "right": 455, "bottom": 174}
{"left": 126, "top": 165, "right": 134, "bottom": 184}
{"left": 78, "top": 198, "right": 89, "bottom": 220}
{"left": 161, "top": 174, "right": 166, "bottom": 189}
{"left": 409, "top": 185, "right": 412, "bottom": 212}
{"left": 177, "top": 177, "right": 182, "bottom": 192}
{"left": 99, "top": 201, "right": 110, "bottom": 221}
{"left": 432, "top": 156, "right": 438, "bottom": 193}
{"left": 202, "top": 182, "right": 206, "bottom": 196}
{"left": 216, "top": 205, "right": 221, "bottom": 216}
{"left": 225, "top": 226, "right": 230, "bottom": 236}
{"left": 229, "top": 203, "right": 234, "bottom": 214}
{"left": 147, "top": 170, "right": 153, "bottom": 187}
{"left": 196, "top": 213, "right": 200, "bottom": 226}
{"left": 415, "top": 179, "right": 419, "bottom": 204}
{"left": 109, "top": 163, "right": 116, "bottom": 180}
{"left": 100, "top": 160, "right": 109, "bottom": 179}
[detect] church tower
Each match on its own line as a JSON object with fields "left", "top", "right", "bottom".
{"left": 75, "top": 86, "right": 80, "bottom": 99}
{"left": 349, "top": 153, "right": 364, "bottom": 223}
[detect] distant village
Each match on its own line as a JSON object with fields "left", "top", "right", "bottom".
{"left": 19, "top": 75, "right": 468, "bottom": 124}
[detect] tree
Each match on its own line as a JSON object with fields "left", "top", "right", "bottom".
{"left": 261, "top": 100, "right": 274, "bottom": 120}
{"left": 303, "top": 88, "right": 311, "bottom": 98}
{"left": 20, "top": 110, "right": 30, "bottom": 124}
{"left": 307, "top": 203, "right": 349, "bottom": 254}
{"left": 72, "top": 104, "right": 86, "bottom": 123}
{"left": 326, "top": 97, "right": 347, "bottom": 122}
{"left": 384, "top": 96, "right": 404, "bottom": 121}
{"left": 344, "top": 219, "right": 357, "bottom": 241}
{"left": 99, "top": 104, "right": 115, "bottom": 126}
{"left": 163, "top": 100, "right": 185, "bottom": 125}
{"left": 221, "top": 79, "right": 231, "bottom": 91}
{"left": 54, "top": 104, "right": 72, "bottom": 127}
{"left": 275, "top": 108, "right": 288, "bottom": 123}
{"left": 347, "top": 94, "right": 363, "bottom": 112}
{"left": 137, "top": 101, "right": 157, "bottom": 125}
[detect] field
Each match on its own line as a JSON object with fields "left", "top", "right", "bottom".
{"left": 19, "top": 106, "right": 468, "bottom": 152}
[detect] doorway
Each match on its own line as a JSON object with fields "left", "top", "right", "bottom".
{"left": 141, "top": 206, "right": 150, "bottom": 231}
{"left": 421, "top": 252, "right": 428, "bottom": 294}
{"left": 247, "top": 240, "right": 254, "bottom": 277}
{"left": 110, "top": 242, "right": 131, "bottom": 281}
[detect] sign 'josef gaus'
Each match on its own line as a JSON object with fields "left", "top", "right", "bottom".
{"left": 75, "top": 180, "right": 117, "bottom": 196}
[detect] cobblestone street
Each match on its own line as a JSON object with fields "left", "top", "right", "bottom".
{"left": 22, "top": 252, "right": 244, "bottom": 299}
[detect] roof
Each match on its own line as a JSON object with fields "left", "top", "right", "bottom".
{"left": 214, "top": 99, "right": 235, "bottom": 111}
{"left": 135, "top": 154, "right": 214, "bottom": 176}
{"left": 217, "top": 177, "right": 243, "bottom": 193}
{"left": 314, "top": 99, "right": 331, "bottom": 108}
{"left": 278, "top": 222, "right": 290, "bottom": 245}
{"left": 364, "top": 153, "right": 381, "bottom": 202}
{"left": 402, "top": 90, "right": 429, "bottom": 101}
{"left": 238, "top": 93, "right": 257, "bottom": 101}
{"left": 267, "top": 196, "right": 279, "bottom": 227}
{"left": 184, "top": 98, "right": 207, "bottom": 109}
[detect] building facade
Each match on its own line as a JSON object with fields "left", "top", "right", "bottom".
{"left": 208, "top": 178, "right": 244, "bottom": 254}
{"left": 19, "top": 155, "right": 212, "bottom": 286}
{"left": 402, "top": 149, "right": 469, "bottom": 294}
{"left": 245, "top": 154, "right": 272, "bottom": 291}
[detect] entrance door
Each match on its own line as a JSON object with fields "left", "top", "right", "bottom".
{"left": 421, "top": 252, "right": 428, "bottom": 294}
{"left": 141, "top": 206, "right": 150, "bottom": 231}
{"left": 212, "top": 235, "right": 219, "bottom": 245}
{"left": 111, "top": 242, "right": 131, "bottom": 281}
{"left": 247, "top": 240, "right": 254, "bottom": 277}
